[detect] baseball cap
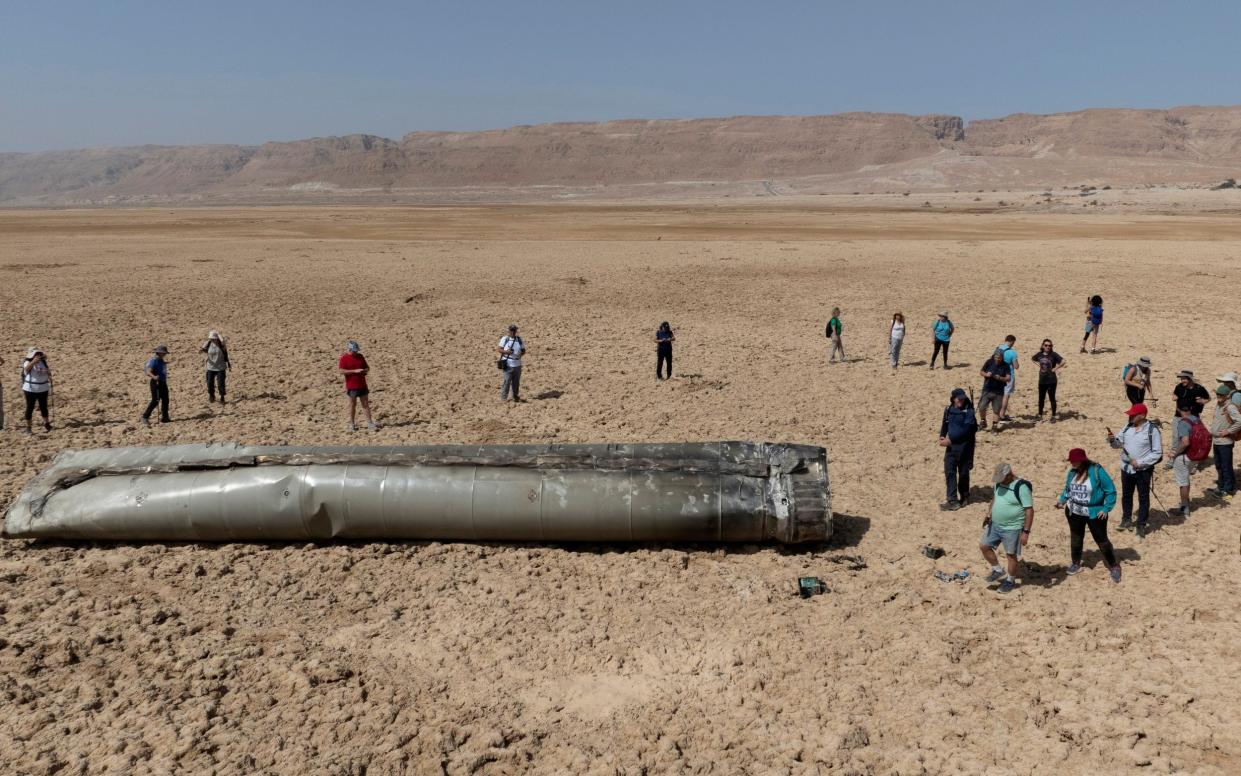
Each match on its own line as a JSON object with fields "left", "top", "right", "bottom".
{"left": 1217, "top": 384, "right": 1232, "bottom": 396}
{"left": 153, "top": 344, "right": 169, "bottom": 355}
{"left": 992, "top": 462, "right": 1012, "bottom": 485}
{"left": 950, "top": 388, "right": 967, "bottom": 402}
{"left": 1124, "top": 403, "right": 1148, "bottom": 417}
{"left": 1067, "top": 448, "right": 1088, "bottom": 465}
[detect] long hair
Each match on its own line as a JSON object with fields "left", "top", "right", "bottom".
{"left": 892, "top": 312, "right": 904, "bottom": 324}
{"left": 1090, "top": 295, "right": 1103, "bottom": 307}
{"left": 659, "top": 321, "right": 671, "bottom": 332}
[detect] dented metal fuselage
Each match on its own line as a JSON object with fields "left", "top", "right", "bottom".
{"left": 3, "top": 442, "right": 831, "bottom": 544}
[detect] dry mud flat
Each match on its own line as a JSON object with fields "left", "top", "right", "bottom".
{"left": 0, "top": 203, "right": 1239, "bottom": 774}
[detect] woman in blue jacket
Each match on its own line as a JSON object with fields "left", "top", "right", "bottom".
{"left": 1056, "top": 448, "right": 1121, "bottom": 582}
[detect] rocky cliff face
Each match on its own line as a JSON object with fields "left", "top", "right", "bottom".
{"left": 3, "top": 106, "right": 1240, "bottom": 204}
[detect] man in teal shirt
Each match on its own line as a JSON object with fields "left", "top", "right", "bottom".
{"left": 825, "top": 307, "right": 845, "bottom": 363}
{"left": 998, "top": 335, "right": 1019, "bottom": 420}
{"left": 979, "top": 462, "right": 1033, "bottom": 594}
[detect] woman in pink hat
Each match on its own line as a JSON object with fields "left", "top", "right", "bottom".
{"left": 1056, "top": 448, "right": 1122, "bottom": 582}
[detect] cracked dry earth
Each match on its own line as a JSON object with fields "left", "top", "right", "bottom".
{"left": 1, "top": 204, "right": 1239, "bottom": 774}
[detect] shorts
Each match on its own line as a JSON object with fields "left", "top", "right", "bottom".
{"left": 1004, "top": 374, "right": 1017, "bottom": 396}
{"left": 1172, "top": 454, "right": 1192, "bottom": 487}
{"left": 980, "top": 523, "right": 1022, "bottom": 557}
{"left": 979, "top": 391, "right": 1002, "bottom": 415}
{"left": 347, "top": 388, "right": 369, "bottom": 398}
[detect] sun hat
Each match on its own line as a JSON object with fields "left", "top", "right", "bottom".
{"left": 938, "top": 310, "right": 949, "bottom": 317}
{"left": 25, "top": 346, "right": 43, "bottom": 359}
{"left": 154, "top": 344, "right": 169, "bottom": 355}
{"left": 346, "top": 340, "right": 360, "bottom": 353}
{"left": 208, "top": 330, "right": 221, "bottom": 340}
{"left": 1125, "top": 403, "right": 1148, "bottom": 417}
{"left": 1217, "top": 371, "right": 1239, "bottom": 384}
{"left": 1176, "top": 369, "right": 1194, "bottom": 380}
{"left": 1067, "top": 448, "right": 1088, "bottom": 465}
{"left": 992, "top": 462, "right": 1012, "bottom": 485}
{"left": 1137, "top": 356, "right": 1152, "bottom": 368}
{"left": 1217, "top": 384, "right": 1232, "bottom": 396}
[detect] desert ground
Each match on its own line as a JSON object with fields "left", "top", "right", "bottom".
{"left": 1, "top": 198, "right": 1239, "bottom": 774}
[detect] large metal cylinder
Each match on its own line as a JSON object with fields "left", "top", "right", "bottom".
{"left": 2, "top": 442, "right": 831, "bottom": 544}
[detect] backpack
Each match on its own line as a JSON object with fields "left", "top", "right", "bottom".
{"left": 1121, "top": 364, "right": 1134, "bottom": 382}
{"left": 996, "top": 478, "right": 1032, "bottom": 506}
{"left": 1185, "top": 419, "right": 1213, "bottom": 462}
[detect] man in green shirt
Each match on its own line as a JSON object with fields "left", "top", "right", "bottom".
{"left": 825, "top": 307, "right": 845, "bottom": 363}
{"left": 979, "top": 462, "right": 1034, "bottom": 594}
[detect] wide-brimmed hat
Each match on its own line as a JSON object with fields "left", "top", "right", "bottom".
{"left": 25, "top": 346, "right": 43, "bottom": 359}
{"left": 1137, "top": 356, "right": 1152, "bottom": 368}
{"left": 992, "top": 462, "right": 1012, "bottom": 485}
{"left": 154, "top": 344, "right": 170, "bottom": 355}
{"left": 1176, "top": 369, "right": 1194, "bottom": 380}
{"left": 1125, "top": 403, "right": 1148, "bottom": 417}
{"left": 208, "top": 330, "right": 221, "bottom": 340}
{"left": 1067, "top": 448, "right": 1088, "bottom": 465}
{"left": 938, "top": 310, "right": 949, "bottom": 317}
{"left": 1217, "top": 371, "right": 1239, "bottom": 384}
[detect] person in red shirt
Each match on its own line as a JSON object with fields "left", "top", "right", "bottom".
{"left": 338, "top": 340, "right": 377, "bottom": 432}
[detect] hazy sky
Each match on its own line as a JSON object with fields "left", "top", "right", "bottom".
{"left": 3, "top": 1, "right": 1239, "bottom": 152}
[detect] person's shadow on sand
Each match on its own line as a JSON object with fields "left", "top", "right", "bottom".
{"left": 1021, "top": 548, "right": 1141, "bottom": 588}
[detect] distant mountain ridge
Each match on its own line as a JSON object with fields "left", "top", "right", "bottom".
{"left": 4, "top": 106, "right": 1241, "bottom": 205}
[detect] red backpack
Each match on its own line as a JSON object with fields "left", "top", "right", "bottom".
{"left": 1186, "top": 419, "right": 1213, "bottom": 462}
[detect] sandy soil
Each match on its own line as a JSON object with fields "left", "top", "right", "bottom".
{"left": 1, "top": 202, "right": 1239, "bottom": 774}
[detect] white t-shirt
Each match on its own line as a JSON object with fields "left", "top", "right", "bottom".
{"left": 1068, "top": 476, "right": 1093, "bottom": 517}
{"left": 890, "top": 322, "right": 905, "bottom": 341}
{"left": 499, "top": 336, "right": 524, "bottom": 368}
{"left": 22, "top": 360, "right": 51, "bottom": 393}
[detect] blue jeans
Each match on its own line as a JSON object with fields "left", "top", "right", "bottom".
{"left": 1215, "top": 444, "right": 1236, "bottom": 494}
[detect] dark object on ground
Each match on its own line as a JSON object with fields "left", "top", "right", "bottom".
{"left": 798, "top": 576, "right": 828, "bottom": 597}
{"left": 922, "top": 544, "right": 945, "bottom": 559}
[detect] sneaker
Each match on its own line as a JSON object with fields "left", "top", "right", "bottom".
{"left": 1050, "top": 414, "right": 1059, "bottom": 424}
{"left": 367, "top": 421, "right": 378, "bottom": 432}
{"left": 43, "top": 422, "right": 52, "bottom": 432}
{"left": 140, "top": 417, "right": 150, "bottom": 427}
{"left": 347, "top": 423, "right": 357, "bottom": 433}
{"left": 996, "top": 578, "right": 1016, "bottom": 594}
{"left": 1179, "top": 505, "right": 1191, "bottom": 519}
{"left": 984, "top": 569, "right": 1006, "bottom": 583}
{"left": 1065, "top": 563, "right": 1082, "bottom": 575}
{"left": 1204, "top": 488, "right": 1224, "bottom": 499}
{"left": 1136, "top": 523, "right": 1149, "bottom": 539}
{"left": 1118, "top": 518, "right": 1133, "bottom": 531}
{"left": 940, "top": 501, "right": 962, "bottom": 512}
{"left": 1109, "top": 566, "right": 1122, "bottom": 583}
{"left": 1080, "top": 346, "right": 1088, "bottom": 354}
{"left": 978, "top": 420, "right": 988, "bottom": 430}
{"left": 22, "top": 427, "right": 32, "bottom": 436}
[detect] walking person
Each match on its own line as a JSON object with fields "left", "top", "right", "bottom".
{"left": 977, "top": 349, "right": 1011, "bottom": 430}
{"left": 1165, "top": 403, "right": 1205, "bottom": 517}
{"left": 201, "top": 330, "right": 231, "bottom": 404}
{"left": 338, "top": 340, "right": 377, "bottom": 432}
{"left": 1217, "top": 371, "right": 1241, "bottom": 409}
{"left": 1031, "top": 339, "right": 1066, "bottom": 421}
{"left": 655, "top": 322, "right": 674, "bottom": 381}
{"left": 825, "top": 308, "right": 845, "bottom": 363}
{"left": 888, "top": 312, "right": 905, "bottom": 370}
{"left": 1081, "top": 295, "right": 1103, "bottom": 353}
{"left": 498, "top": 324, "right": 526, "bottom": 402}
{"left": 938, "top": 387, "right": 978, "bottom": 511}
{"left": 1172, "top": 370, "right": 1210, "bottom": 418}
{"left": 1056, "top": 448, "right": 1121, "bottom": 582}
{"left": 931, "top": 311, "right": 954, "bottom": 369}
{"left": 20, "top": 347, "right": 53, "bottom": 434}
{"left": 1123, "top": 357, "right": 1155, "bottom": 407}
{"left": 0, "top": 352, "right": 6, "bottom": 431}
{"left": 1204, "top": 383, "right": 1241, "bottom": 500}
{"left": 979, "top": 463, "right": 1033, "bottom": 594}
{"left": 997, "top": 335, "right": 1019, "bottom": 421}
{"left": 141, "top": 345, "right": 172, "bottom": 426}
{"left": 1107, "top": 403, "right": 1163, "bottom": 538}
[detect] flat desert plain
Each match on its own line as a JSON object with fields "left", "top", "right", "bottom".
{"left": 1, "top": 200, "right": 1239, "bottom": 774}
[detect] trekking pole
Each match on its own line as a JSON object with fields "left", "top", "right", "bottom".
{"left": 1148, "top": 468, "right": 1172, "bottom": 518}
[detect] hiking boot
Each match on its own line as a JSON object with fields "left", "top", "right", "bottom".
{"left": 22, "top": 426, "right": 32, "bottom": 436}
{"left": 367, "top": 421, "right": 378, "bottom": 432}
{"left": 996, "top": 578, "right": 1016, "bottom": 594}
{"left": 1065, "top": 563, "right": 1082, "bottom": 576}
{"left": 43, "top": 422, "right": 52, "bottom": 432}
{"left": 1118, "top": 518, "right": 1133, "bottom": 531}
{"left": 940, "top": 500, "right": 962, "bottom": 512}
{"left": 1204, "top": 488, "right": 1224, "bottom": 499}
{"left": 1136, "top": 523, "right": 1149, "bottom": 539}
{"left": 140, "top": 417, "right": 150, "bottom": 427}
{"left": 984, "top": 569, "right": 1006, "bottom": 583}
{"left": 1050, "top": 414, "right": 1059, "bottom": 423}
{"left": 1080, "top": 346, "right": 1087, "bottom": 354}
{"left": 1109, "top": 566, "right": 1122, "bottom": 583}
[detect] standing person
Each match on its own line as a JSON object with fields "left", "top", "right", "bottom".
{"left": 931, "top": 311, "right": 954, "bottom": 370}
{"left": 1217, "top": 371, "right": 1241, "bottom": 409}
{"left": 0, "top": 352, "right": 6, "bottom": 431}
{"left": 1205, "top": 383, "right": 1241, "bottom": 500}
{"left": 888, "top": 312, "right": 905, "bottom": 370}
{"left": 977, "top": 350, "right": 1011, "bottom": 430}
{"left": 825, "top": 308, "right": 845, "bottom": 364}
{"left": 1056, "top": 448, "right": 1121, "bottom": 582}
{"left": 938, "top": 388, "right": 977, "bottom": 511}
{"left": 338, "top": 340, "right": 377, "bottom": 432}
{"left": 1107, "top": 403, "right": 1163, "bottom": 537}
{"left": 1031, "top": 339, "right": 1066, "bottom": 421}
{"left": 1172, "top": 370, "right": 1210, "bottom": 418}
{"left": 1165, "top": 403, "right": 1203, "bottom": 517}
{"left": 20, "top": 347, "right": 53, "bottom": 434}
{"left": 201, "top": 330, "right": 231, "bottom": 404}
{"left": 997, "top": 335, "right": 1019, "bottom": 421}
{"left": 141, "top": 345, "right": 171, "bottom": 426}
{"left": 498, "top": 324, "right": 526, "bottom": 402}
{"left": 655, "top": 322, "right": 674, "bottom": 381}
{"left": 1081, "top": 295, "right": 1103, "bottom": 353}
{"left": 1123, "top": 357, "right": 1155, "bottom": 407}
{"left": 979, "top": 463, "right": 1033, "bottom": 594}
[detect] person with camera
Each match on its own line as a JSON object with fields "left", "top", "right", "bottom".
{"left": 498, "top": 324, "right": 526, "bottom": 402}
{"left": 338, "top": 339, "right": 377, "bottom": 432}
{"left": 21, "top": 347, "right": 53, "bottom": 434}
{"left": 201, "top": 330, "right": 231, "bottom": 404}
{"left": 141, "top": 345, "right": 172, "bottom": 426}
{"left": 655, "top": 322, "right": 675, "bottom": 380}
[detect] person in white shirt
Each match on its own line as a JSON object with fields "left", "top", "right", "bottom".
{"left": 1107, "top": 402, "right": 1163, "bottom": 537}
{"left": 21, "top": 347, "right": 53, "bottom": 434}
{"left": 889, "top": 312, "right": 905, "bottom": 370}
{"left": 497, "top": 324, "right": 527, "bottom": 402}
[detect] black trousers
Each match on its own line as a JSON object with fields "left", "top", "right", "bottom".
{"left": 1121, "top": 468, "right": 1152, "bottom": 525}
{"left": 932, "top": 339, "right": 950, "bottom": 368}
{"left": 207, "top": 369, "right": 227, "bottom": 399}
{"left": 1065, "top": 509, "right": 1118, "bottom": 567}
{"left": 23, "top": 390, "right": 49, "bottom": 422}
{"left": 943, "top": 441, "right": 974, "bottom": 504}
{"left": 144, "top": 380, "right": 170, "bottom": 421}
{"left": 657, "top": 346, "right": 672, "bottom": 379}
{"left": 1125, "top": 385, "right": 1146, "bottom": 406}
{"left": 1038, "top": 377, "right": 1058, "bottom": 415}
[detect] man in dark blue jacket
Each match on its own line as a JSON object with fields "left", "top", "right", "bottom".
{"left": 939, "top": 387, "right": 978, "bottom": 510}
